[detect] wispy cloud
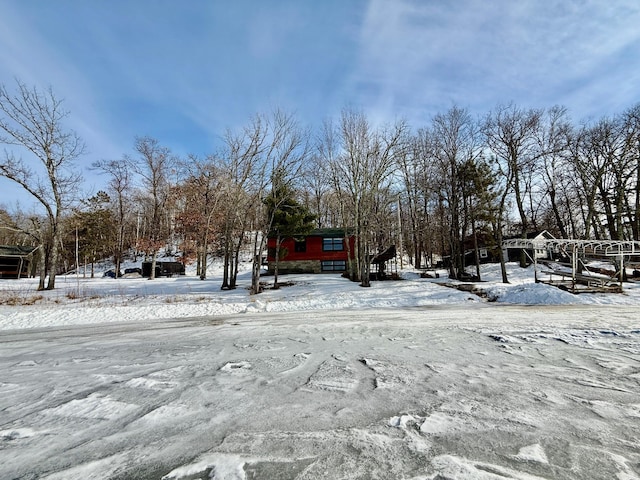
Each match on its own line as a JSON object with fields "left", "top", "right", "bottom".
{"left": 0, "top": 3, "right": 126, "bottom": 162}
{"left": 0, "top": 0, "right": 638, "bottom": 209}
{"left": 349, "top": 0, "right": 640, "bottom": 124}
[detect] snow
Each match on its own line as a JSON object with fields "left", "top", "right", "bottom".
{"left": 1, "top": 261, "right": 639, "bottom": 331}
{"left": 515, "top": 444, "right": 549, "bottom": 464}
{"left": 1, "top": 261, "right": 640, "bottom": 479}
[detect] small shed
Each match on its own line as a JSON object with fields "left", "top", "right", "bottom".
{"left": 0, "top": 245, "right": 38, "bottom": 279}
{"left": 141, "top": 261, "right": 186, "bottom": 278}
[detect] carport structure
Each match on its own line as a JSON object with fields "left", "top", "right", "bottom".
{"left": 502, "top": 238, "right": 640, "bottom": 293}
{"left": 0, "top": 245, "right": 38, "bottom": 278}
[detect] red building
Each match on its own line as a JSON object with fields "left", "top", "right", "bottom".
{"left": 266, "top": 228, "right": 356, "bottom": 274}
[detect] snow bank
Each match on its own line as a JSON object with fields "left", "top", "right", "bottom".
{"left": 1, "top": 262, "right": 639, "bottom": 330}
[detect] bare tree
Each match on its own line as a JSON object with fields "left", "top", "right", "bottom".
{"left": 570, "top": 120, "right": 622, "bottom": 239}
{"left": 92, "top": 157, "right": 132, "bottom": 277}
{"left": 623, "top": 104, "right": 640, "bottom": 240}
{"left": 536, "top": 106, "right": 572, "bottom": 237}
{"left": 574, "top": 114, "right": 638, "bottom": 240}
{"left": 219, "top": 114, "right": 269, "bottom": 290}
{"left": 250, "top": 110, "right": 311, "bottom": 294}
{"left": 129, "top": 136, "right": 175, "bottom": 279}
{"left": 397, "top": 129, "right": 444, "bottom": 269}
{"left": 177, "top": 155, "right": 225, "bottom": 280}
{"left": 484, "top": 104, "right": 544, "bottom": 240}
{"left": 301, "top": 152, "right": 333, "bottom": 228}
{"left": 484, "top": 104, "right": 544, "bottom": 271}
{"left": 397, "top": 134, "right": 424, "bottom": 268}
{"left": 431, "top": 106, "right": 484, "bottom": 279}
{"left": 0, "top": 80, "right": 85, "bottom": 289}
{"left": 326, "top": 109, "right": 408, "bottom": 287}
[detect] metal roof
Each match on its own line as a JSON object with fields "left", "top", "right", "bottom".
{"left": 502, "top": 239, "right": 640, "bottom": 256}
{"left": 308, "top": 228, "right": 354, "bottom": 238}
{"left": 0, "top": 245, "right": 39, "bottom": 257}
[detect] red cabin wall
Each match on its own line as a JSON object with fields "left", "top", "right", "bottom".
{"left": 267, "top": 235, "right": 355, "bottom": 262}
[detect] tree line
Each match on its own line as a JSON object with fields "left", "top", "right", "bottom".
{"left": 1, "top": 80, "right": 639, "bottom": 290}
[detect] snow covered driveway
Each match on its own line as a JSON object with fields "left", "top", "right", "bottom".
{"left": 2, "top": 306, "right": 640, "bottom": 479}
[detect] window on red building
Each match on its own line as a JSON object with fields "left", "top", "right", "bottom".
{"left": 294, "top": 239, "right": 306, "bottom": 252}
{"left": 321, "top": 260, "right": 346, "bottom": 271}
{"left": 322, "top": 237, "right": 343, "bottom": 251}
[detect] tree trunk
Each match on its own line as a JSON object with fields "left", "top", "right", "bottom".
{"left": 495, "top": 226, "right": 509, "bottom": 284}
{"left": 221, "top": 220, "right": 234, "bottom": 289}
{"left": 359, "top": 231, "right": 371, "bottom": 287}
{"left": 46, "top": 233, "right": 59, "bottom": 290}
{"left": 250, "top": 254, "right": 261, "bottom": 294}
{"left": 634, "top": 157, "right": 640, "bottom": 240}
{"left": 599, "top": 183, "right": 618, "bottom": 240}
{"left": 230, "top": 232, "right": 244, "bottom": 289}
{"left": 515, "top": 177, "right": 530, "bottom": 271}
{"left": 251, "top": 232, "right": 265, "bottom": 295}
{"left": 221, "top": 244, "right": 231, "bottom": 290}
{"left": 149, "top": 250, "right": 158, "bottom": 280}
{"left": 343, "top": 227, "right": 355, "bottom": 281}
{"left": 273, "top": 234, "right": 281, "bottom": 289}
{"left": 549, "top": 186, "right": 568, "bottom": 238}
{"left": 199, "top": 231, "right": 208, "bottom": 280}
{"left": 115, "top": 225, "right": 124, "bottom": 281}
{"left": 449, "top": 219, "right": 462, "bottom": 279}
{"left": 472, "top": 219, "right": 481, "bottom": 281}
{"left": 37, "top": 244, "right": 46, "bottom": 291}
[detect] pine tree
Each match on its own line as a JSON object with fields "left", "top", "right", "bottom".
{"left": 265, "top": 184, "right": 316, "bottom": 289}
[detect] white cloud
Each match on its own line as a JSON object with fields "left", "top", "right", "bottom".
{"left": 348, "top": 0, "right": 640, "bottom": 124}
{"left": 0, "top": 4, "right": 125, "bottom": 161}
{"left": 2, "top": 0, "right": 639, "bottom": 188}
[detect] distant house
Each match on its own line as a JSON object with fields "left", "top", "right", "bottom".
{"left": 0, "top": 245, "right": 39, "bottom": 279}
{"left": 463, "top": 232, "right": 501, "bottom": 265}
{"left": 503, "top": 230, "right": 555, "bottom": 262}
{"left": 266, "top": 228, "right": 356, "bottom": 274}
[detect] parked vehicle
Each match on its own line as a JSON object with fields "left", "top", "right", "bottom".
{"left": 103, "top": 269, "right": 120, "bottom": 278}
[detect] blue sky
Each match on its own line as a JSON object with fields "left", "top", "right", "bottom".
{"left": 1, "top": 0, "right": 640, "bottom": 207}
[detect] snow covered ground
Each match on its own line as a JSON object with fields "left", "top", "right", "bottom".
{"left": 1, "top": 261, "right": 639, "bottom": 331}
{"left": 1, "top": 262, "right": 640, "bottom": 479}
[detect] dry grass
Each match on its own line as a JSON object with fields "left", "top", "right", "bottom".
{"left": 0, "top": 284, "right": 104, "bottom": 306}
{"left": 63, "top": 287, "right": 102, "bottom": 301}
{"left": 0, "top": 294, "right": 44, "bottom": 306}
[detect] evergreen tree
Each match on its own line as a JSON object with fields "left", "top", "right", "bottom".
{"left": 265, "top": 184, "right": 316, "bottom": 289}
{"left": 459, "top": 158, "right": 499, "bottom": 280}
{"left": 67, "top": 192, "right": 116, "bottom": 277}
